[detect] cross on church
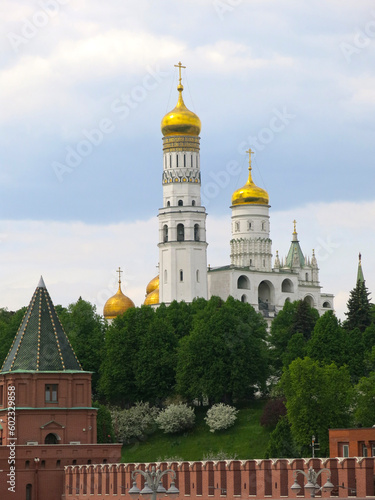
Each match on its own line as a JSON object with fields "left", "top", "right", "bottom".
{"left": 174, "top": 61, "right": 186, "bottom": 86}
{"left": 293, "top": 220, "right": 297, "bottom": 234}
{"left": 246, "top": 148, "right": 255, "bottom": 170}
{"left": 117, "top": 266, "right": 123, "bottom": 284}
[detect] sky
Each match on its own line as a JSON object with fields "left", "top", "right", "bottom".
{"left": 0, "top": 0, "right": 374, "bottom": 320}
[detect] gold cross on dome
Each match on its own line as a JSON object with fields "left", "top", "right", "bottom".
{"left": 293, "top": 220, "right": 297, "bottom": 234}
{"left": 117, "top": 266, "right": 123, "bottom": 284}
{"left": 246, "top": 148, "right": 255, "bottom": 170}
{"left": 174, "top": 61, "right": 186, "bottom": 86}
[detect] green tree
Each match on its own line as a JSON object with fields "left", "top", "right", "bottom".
{"left": 363, "top": 322, "right": 375, "bottom": 349}
{"left": 306, "top": 311, "right": 346, "bottom": 367}
{"left": 354, "top": 372, "right": 375, "bottom": 427}
{"left": 281, "top": 357, "right": 353, "bottom": 456}
{"left": 344, "top": 327, "right": 365, "bottom": 382}
{"left": 344, "top": 280, "right": 372, "bottom": 333}
{"left": 281, "top": 333, "right": 306, "bottom": 368}
{"left": 58, "top": 298, "right": 106, "bottom": 395}
{"left": 265, "top": 415, "right": 300, "bottom": 459}
{"left": 94, "top": 401, "right": 115, "bottom": 443}
{"left": 135, "top": 315, "right": 178, "bottom": 403}
{"left": 363, "top": 323, "right": 375, "bottom": 375}
{"left": 99, "top": 306, "right": 154, "bottom": 406}
{"left": 177, "top": 296, "right": 268, "bottom": 404}
{"left": 0, "top": 307, "right": 27, "bottom": 366}
{"left": 155, "top": 300, "right": 192, "bottom": 340}
{"left": 291, "top": 300, "right": 320, "bottom": 340}
{"left": 269, "top": 300, "right": 318, "bottom": 373}
{"left": 364, "top": 346, "right": 375, "bottom": 374}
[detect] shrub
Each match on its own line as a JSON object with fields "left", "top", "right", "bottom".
{"left": 260, "top": 398, "right": 286, "bottom": 429}
{"left": 203, "top": 450, "right": 238, "bottom": 460}
{"left": 156, "top": 403, "right": 195, "bottom": 434}
{"left": 111, "top": 402, "right": 160, "bottom": 444}
{"left": 205, "top": 403, "right": 239, "bottom": 432}
{"left": 94, "top": 401, "right": 115, "bottom": 443}
{"left": 265, "top": 415, "right": 300, "bottom": 459}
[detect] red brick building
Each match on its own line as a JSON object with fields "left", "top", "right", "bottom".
{"left": 329, "top": 428, "right": 375, "bottom": 458}
{"left": 0, "top": 278, "right": 121, "bottom": 500}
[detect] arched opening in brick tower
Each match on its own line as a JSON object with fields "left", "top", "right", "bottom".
{"left": 45, "top": 433, "right": 59, "bottom": 444}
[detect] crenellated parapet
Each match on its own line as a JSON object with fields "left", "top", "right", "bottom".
{"left": 64, "top": 457, "right": 375, "bottom": 499}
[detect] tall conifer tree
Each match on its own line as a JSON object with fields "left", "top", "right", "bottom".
{"left": 344, "top": 253, "right": 372, "bottom": 333}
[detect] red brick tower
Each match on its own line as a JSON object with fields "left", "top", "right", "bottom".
{"left": 0, "top": 277, "right": 121, "bottom": 500}
{"left": 0, "top": 277, "right": 96, "bottom": 446}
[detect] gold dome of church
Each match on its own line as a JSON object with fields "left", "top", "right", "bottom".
{"left": 144, "top": 274, "right": 159, "bottom": 306}
{"left": 146, "top": 275, "right": 159, "bottom": 295}
{"left": 161, "top": 62, "right": 201, "bottom": 137}
{"left": 232, "top": 149, "right": 269, "bottom": 206}
{"left": 103, "top": 269, "right": 135, "bottom": 320}
{"left": 144, "top": 288, "right": 159, "bottom": 306}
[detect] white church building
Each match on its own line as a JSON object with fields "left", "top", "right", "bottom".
{"left": 104, "top": 63, "right": 334, "bottom": 322}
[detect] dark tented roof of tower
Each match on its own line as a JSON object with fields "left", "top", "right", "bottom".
{"left": 1, "top": 277, "right": 82, "bottom": 373}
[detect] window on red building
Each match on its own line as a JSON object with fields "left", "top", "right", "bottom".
{"left": 45, "top": 384, "right": 58, "bottom": 402}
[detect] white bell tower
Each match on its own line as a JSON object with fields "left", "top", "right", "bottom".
{"left": 158, "top": 62, "right": 208, "bottom": 304}
{"left": 230, "top": 149, "right": 272, "bottom": 271}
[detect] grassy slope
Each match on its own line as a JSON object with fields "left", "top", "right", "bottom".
{"left": 122, "top": 401, "right": 271, "bottom": 463}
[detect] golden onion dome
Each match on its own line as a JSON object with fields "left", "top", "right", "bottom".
{"left": 232, "top": 149, "right": 269, "bottom": 206}
{"left": 146, "top": 275, "right": 159, "bottom": 295}
{"left": 103, "top": 281, "right": 135, "bottom": 320}
{"left": 161, "top": 62, "right": 201, "bottom": 137}
{"left": 144, "top": 288, "right": 159, "bottom": 306}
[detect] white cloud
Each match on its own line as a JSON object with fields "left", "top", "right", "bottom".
{"left": 0, "top": 28, "right": 184, "bottom": 132}
{"left": 194, "top": 41, "right": 294, "bottom": 73}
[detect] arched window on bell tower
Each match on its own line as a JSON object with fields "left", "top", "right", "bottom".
{"left": 177, "top": 224, "right": 184, "bottom": 241}
{"left": 163, "top": 225, "right": 168, "bottom": 242}
{"left": 194, "top": 224, "right": 200, "bottom": 241}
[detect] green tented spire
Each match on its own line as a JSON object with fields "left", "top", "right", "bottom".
{"left": 285, "top": 220, "right": 305, "bottom": 269}
{"left": 1, "top": 277, "right": 82, "bottom": 373}
{"left": 357, "top": 252, "right": 365, "bottom": 283}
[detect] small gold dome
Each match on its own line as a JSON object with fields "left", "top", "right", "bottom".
{"left": 103, "top": 283, "right": 135, "bottom": 320}
{"left": 144, "top": 288, "right": 159, "bottom": 306}
{"left": 146, "top": 275, "right": 159, "bottom": 295}
{"left": 161, "top": 63, "right": 201, "bottom": 139}
{"left": 232, "top": 167, "right": 269, "bottom": 206}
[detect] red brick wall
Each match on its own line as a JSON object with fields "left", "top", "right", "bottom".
{"left": 0, "top": 443, "right": 122, "bottom": 500}
{"left": 329, "top": 428, "right": 375, "bottom": 458}
{"left": 65, "top": 458, "right": 375, "bottom": 500}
